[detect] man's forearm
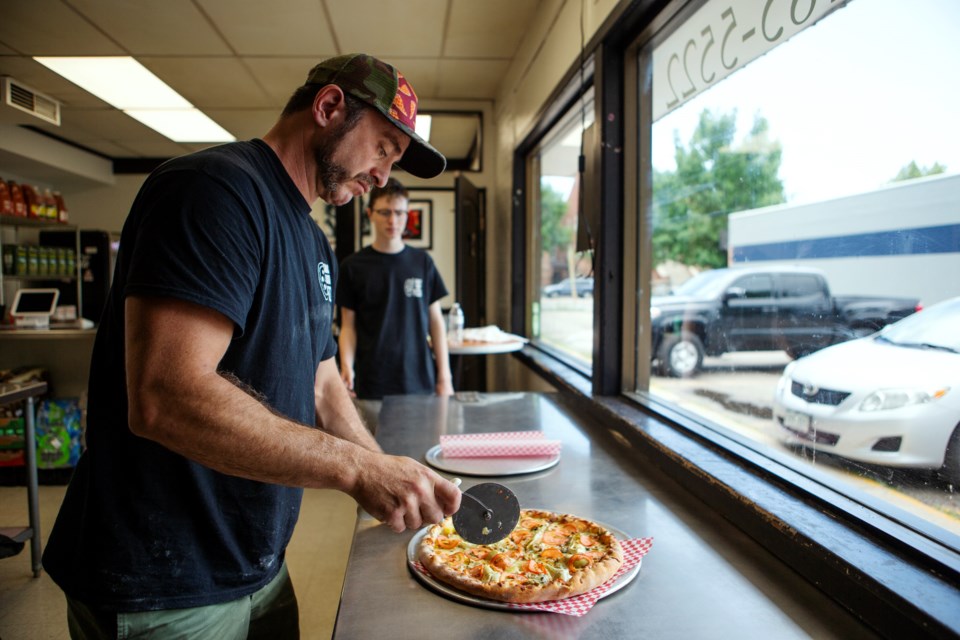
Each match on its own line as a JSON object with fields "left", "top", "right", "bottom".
{"left": 132, "top": 366, "right": 372, "bottom": 492}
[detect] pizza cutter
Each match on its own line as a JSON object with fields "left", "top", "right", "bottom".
{"left": 451, "top": 479, "right": 520, "bottom": 545}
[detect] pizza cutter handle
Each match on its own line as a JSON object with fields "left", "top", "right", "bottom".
{"left": 452, "top": 478, "right": 493, "bottom": 521}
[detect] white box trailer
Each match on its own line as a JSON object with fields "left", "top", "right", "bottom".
{"left": 727, "top": 173, "right": 960, "bottom": 307}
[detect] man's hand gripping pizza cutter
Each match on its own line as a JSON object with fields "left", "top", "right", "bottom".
{"left": 451, "top": 478, "right": 521, "bottom": 545}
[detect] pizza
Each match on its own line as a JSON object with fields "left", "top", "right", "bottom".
{"left": 417, "top": 509, "right": 623, "bottom": 603}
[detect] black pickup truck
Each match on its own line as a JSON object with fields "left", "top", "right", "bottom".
{"left": 651, "top": 266, "right": 921, "bottom": 377}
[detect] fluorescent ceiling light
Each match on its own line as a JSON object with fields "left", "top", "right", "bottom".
{"left": 33, "top": 56, "right": 234, "bottom": 142}
{"left": 126, "top": 110, "right": 235, "bottom": 143}
{"left": 415, "top": 114, "right": 431, "bottom": 142}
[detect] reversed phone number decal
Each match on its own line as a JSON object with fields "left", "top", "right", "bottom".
{"left": 652, "top": 0, "right": 849, "bottom": 121}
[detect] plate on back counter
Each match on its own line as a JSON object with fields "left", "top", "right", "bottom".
{"left": 424, "top": 444, "right": 560, "bottom": 476}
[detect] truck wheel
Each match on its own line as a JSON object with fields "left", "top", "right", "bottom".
{"left": 657, "top": 332, "right": 704, "bottom": 378}
{"left": 940, "top": 425, "right": 960, "bottom": 487}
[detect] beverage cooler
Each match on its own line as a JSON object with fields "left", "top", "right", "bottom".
{"left": 39, "top": 229, "right": 113, "bottom": 324}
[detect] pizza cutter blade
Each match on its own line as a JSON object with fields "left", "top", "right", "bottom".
{"left": 452, "top": 481, "right": 520, "bottom": 545}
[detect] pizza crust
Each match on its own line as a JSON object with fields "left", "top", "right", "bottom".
{"left": 417, "top": 509, "right": 624, "bottom": 603}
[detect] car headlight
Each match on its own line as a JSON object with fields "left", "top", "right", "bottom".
{"left": 859, "top": 387, "right": 950, "bottom": 412}
{"left": 650, "top": 307, "right": 661, "bottom": 320}
{"left": 776, "top": 366, "right": 795, "bottom": 397}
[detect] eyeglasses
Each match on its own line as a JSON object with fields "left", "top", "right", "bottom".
{"left": 372, "top": 208, "right": 408, "bottom": 217}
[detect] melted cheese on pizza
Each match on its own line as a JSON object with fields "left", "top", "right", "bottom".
{"left": 425, "top": 510, "right": 615, "bottom": 588}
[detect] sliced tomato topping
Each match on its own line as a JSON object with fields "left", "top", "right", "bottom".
{"left": 510, "top": 529, "right": 530, "bottom": 545}
{"left": 468, "top": 564, "right": 484, "bottom": 579}
{"left": 567, "top": 553, "right": 593, "bottom": 571}
{"left": 540, "top": 548, "right": 564, "bottom": 560}
{"left": 579, "top": 534, "right": 598, "bottom": 547}
{"left": 524, "top": 559, "right": 546, "bottom": 574}
{"left": 520, "top": 518, "right": 542, "bottom": 530}
{"left": 542, "top": 530, "right": 570, "bottom": 545}
{"left": 435, "top": 536, "right": 460, "bottom": 549}
{"left": 490, "top": 553, "right": 510, "bottom": 570}
{"left": 467, "top": 547, "right": 489, "bottom": 559}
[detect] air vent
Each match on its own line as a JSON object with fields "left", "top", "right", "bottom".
{"left": 1, "top": 77, "right": 61, "bottom": 126}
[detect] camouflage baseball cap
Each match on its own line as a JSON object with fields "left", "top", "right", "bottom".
{"left": 306, "top": 53, "right": 446, "bottom": 179}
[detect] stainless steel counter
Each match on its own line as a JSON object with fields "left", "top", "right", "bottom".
{"left": 332, "top": 393, "right": 877, "bottom": 639}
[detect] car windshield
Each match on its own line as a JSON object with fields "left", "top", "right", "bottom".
{"left": 670, "top": 269, "right": 734, "bottom": 298}
{"left": 875, "top": 297, "right": 960, "bottom": 353}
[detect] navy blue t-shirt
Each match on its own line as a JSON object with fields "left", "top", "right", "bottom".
{"left": 337, "top": 246, "right": 447, "bottom": 399}
{"left": 42, "top": 139, "right": 338, "bottom": 611}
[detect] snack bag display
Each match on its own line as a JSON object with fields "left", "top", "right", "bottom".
{"left": 36, "top": 398, "right": 83, "bottom": 469}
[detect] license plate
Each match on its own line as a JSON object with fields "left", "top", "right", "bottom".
{"left": 782, "top": 410, "right": 811, "bottom": 432}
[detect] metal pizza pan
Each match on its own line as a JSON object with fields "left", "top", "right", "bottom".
{"left": 406, "top": 520, "right": 640, "bottom": 612}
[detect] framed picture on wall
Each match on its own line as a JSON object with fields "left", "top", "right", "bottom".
{"left": 404, "top": 200, "right": 433, "bottom": 249}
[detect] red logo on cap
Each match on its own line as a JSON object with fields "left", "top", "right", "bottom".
{"left": 389, "top": 72, "right": 418, "bottom": 131}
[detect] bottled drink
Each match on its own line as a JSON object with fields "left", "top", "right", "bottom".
{"left": 448, "top": 302, "right": 465, "bottom": 346}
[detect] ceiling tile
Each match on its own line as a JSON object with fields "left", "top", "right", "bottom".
{"left": 204, "top": 109, "right": 279, "bottom": 141}
{"left": 436, "top": 59, "right": 510, "bottom": 100}
{"left": 384, "top": 58, "right": 440, "bottom": 100}
{"left": 197, "top": 0, "right": 335, "bottom": 56}
{"left": 0, "top": 0, "right": 552, "bottom": 161}
{"left": 243, "top": 56, "right": 335, "bottom": 104}
{"left": 52, "top": 108, "right": 178, "bottom": 148}
{"left": 0, "top": 56, "right": 111, "bottom": 108}
{"left": 445, "top": 0, "right": 540, "bottom": 58}
{"left": 326, "top": 0, "right": 446, "bottom": 57}
{"left": 138, "top": 57, "right": 273, "bottom": 109}
{"left": 0, "top": 0, "right": 124, "bottom": 56}
{"left": 68, "top": 0, "right": 232, "bottom": 55}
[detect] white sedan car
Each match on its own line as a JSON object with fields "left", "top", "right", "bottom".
{"left": 774, "top": 296, "right": 960, "bottom": 481}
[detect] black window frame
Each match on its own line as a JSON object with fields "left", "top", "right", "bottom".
{"left": 510, "top": 0, "right": 960, "bottom": 636}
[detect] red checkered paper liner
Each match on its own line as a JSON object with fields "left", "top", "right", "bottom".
{"left": 439, "top": 431, "right": 562, "bottom": 458}
{"left": 412, "top": 537, "right": 653, "bottom": 617}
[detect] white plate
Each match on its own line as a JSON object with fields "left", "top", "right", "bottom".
{"left": 448, "top": 340, "right": 525, "bottom": 355}
{"left": 424, "top": 444, "right": 560, "bottom": 476}
{"left": 406, "top": 520, "right": 641, "bottom": 612}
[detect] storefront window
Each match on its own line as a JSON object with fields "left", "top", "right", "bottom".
{"left": 641, "top": 0, "right": 960, "bottom": 543}
{"left": 532, "top": 92, "right": 596, "bottom": 368}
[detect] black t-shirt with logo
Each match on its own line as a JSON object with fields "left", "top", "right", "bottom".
{"left": 42, "top": 139, "right": 338, "bottom": 611}
{"left": 337, "top": 246, "right": 447, "bottom": 399}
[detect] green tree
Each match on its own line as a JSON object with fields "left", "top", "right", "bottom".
{"left": 540, "top": 184, "right": 572, "bottom": 259}
{"left": 891, "top": 160, "right": 946, "bottom": 182}
{"left": 652, "top": 109, "right": 785, "bottom": 268}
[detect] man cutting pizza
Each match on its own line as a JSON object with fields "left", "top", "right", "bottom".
{"left": 41, "top": 53, "right": 461, "bottom": 639}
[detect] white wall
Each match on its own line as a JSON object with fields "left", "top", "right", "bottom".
{"left": 66, "top": 173, "right": 148, "bottom": 232}
{"left": 488, "top": 0, "right": 623, "bottom": 389}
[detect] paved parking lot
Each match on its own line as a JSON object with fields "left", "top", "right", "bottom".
{"left": 651, "top": 352, "right": 960, "bottom": 533}
{"left": 539, "top": 298, "right": 960, "bottom": 534}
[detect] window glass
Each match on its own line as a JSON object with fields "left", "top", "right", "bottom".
{"left": 532, "top": 91, "right": 596, "bottom": 368}
{"left": 735, "top": 275, "right": 773, "bottom": 299}
{"left": 642, "top": 0, "right": 960, "bottom": 544}
{"left": 781, "top": 274, "right": 822, "bottom": 299}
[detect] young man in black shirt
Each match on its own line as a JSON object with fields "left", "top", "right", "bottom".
{"left": 338, "top": 178, "right": 454, "bottom": 399}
